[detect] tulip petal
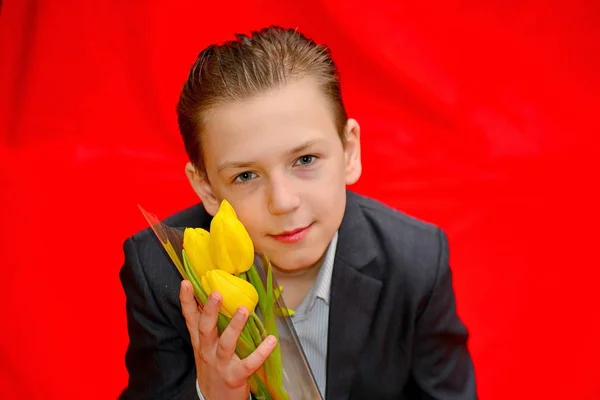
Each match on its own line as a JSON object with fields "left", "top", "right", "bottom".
{"left": 207, "top": 270, "right": 259, "bottom": 317}
{"left": 183, "top": 227, "right": 215, "bottom": 277}
{"left": 209, "top": 200, "right": 255, "bottom": 275}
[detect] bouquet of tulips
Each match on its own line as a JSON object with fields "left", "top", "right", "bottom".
{"left": 139, "top": 200, "right": 323, "bottom": 400}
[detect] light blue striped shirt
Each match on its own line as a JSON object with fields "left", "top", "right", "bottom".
{"left": 197, "top": 232, "right": 337, "bottom": 399}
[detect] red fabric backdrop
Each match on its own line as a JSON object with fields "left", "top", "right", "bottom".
{"left": 1, "top": 1, "right": 599, "bottom": 399}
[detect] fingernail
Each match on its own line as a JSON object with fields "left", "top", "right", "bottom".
{"left": 208, "top": 293, "right": 221, "bottom": 305}
{"left": 235, "top": 307, "right": 248, "bottom": 320}
{"left": 181, "top": 281, "right": 188, "bottom": 291}
{"left": 266, "top": 336, "right": 276, "bottom": 346}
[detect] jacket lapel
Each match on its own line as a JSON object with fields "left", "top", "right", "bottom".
{"left": 325, "top": 191, "right": 383, "bottom": 400}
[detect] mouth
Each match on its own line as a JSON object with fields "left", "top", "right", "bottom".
{"left": 270, "top": 223, "right": 313, "bottom": 243}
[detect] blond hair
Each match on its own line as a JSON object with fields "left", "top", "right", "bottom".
{"left": 176, "top": 26, "right": 348, "bottom": 172}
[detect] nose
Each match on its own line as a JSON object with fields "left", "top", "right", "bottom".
{"left": 266, "top": 173, "right": 300, "bottom": 216}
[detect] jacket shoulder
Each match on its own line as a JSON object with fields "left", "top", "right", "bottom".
{"left": 347, "top": 191, "right": 448, "bottom": 290}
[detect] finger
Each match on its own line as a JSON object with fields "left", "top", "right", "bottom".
{"left": 180, "top": 280, "right": 201, "bottom": 347}
{"left": 216, "top": 307, "right": 249, "bottom": 362}
{"left": 197, "top": 291, "right": 222, "bottom": 347}
{"left": 235, "top": 335, "right": 278, "bottom": 379}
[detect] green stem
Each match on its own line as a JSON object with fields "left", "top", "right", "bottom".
{"left": 248, "top": 374, "right": 273, "bottom": 400}
{"left": 248, "top": 265, "right": 290, "bottom": 400}
{"left": 247, "top": 313, "right": 275, "bottom": 391}
{"left": 250, "top": 313, "right": 267, "bottom": 338}
{"left": 247, "top": 265, "right": 268, "bottom": 313}
{"left": 248, "top": 313, "right": 266, "bottom": 342}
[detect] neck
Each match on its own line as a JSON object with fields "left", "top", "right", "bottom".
{"left": 271, "top": 258, "right": 323, "bottom": 310}
{"left": 272, "top": 260, "right": 321, "bottom": 281}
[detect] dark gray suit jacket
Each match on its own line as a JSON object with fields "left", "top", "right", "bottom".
{"left": 119, "top": 190, "right": 477, "bottom": 399}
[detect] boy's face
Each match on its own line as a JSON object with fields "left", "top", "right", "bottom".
{"left": 186, "top": 77, "right": 362, "bottom": 272}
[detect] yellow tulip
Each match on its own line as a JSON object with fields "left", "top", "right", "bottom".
{"left": 209, "top": 200, "right": 254, "bottom": 275}
{"left": 182, "top": 227, "right": 215, "bottom": 277}
{"left": 201, "top": 269, "right": 259, "bottom": 317}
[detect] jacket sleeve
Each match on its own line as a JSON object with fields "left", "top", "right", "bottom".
{"left": 118, "top": 235, "right": 199, "bottom": 400}
{"left": 407, "top": 229, "right": 478, "bottom": 399}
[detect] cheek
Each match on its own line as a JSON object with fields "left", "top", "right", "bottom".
{"left": 317, "top": 160, "right": 347, "bottom": 193}
{"left": 307, "top": 180, "right": 346, "bottom": 218}
{"left": 227, "top": 198, "right": 265, "bottom": 240}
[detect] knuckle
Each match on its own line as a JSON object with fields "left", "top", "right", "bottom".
{"left": 197, "top": 321, "right": 212, "bottom": 338}
{"left": 203, "top": 300, "right": 217, "bottom": 313}
{"left": 256, "top": 344, "right": 269, "bottom": 358}
{"left": 196, "top": 324, "right": 207, "bottom": 337}
{"left": 182, "top": 318, "right": 192, "bottom": 330}
{"left": 180, "top": 294, "right": 192, "bottom": 307}
{"left": 180, "top": 304, "right": 190, "bottom": 317}
{"left": 225, "top": 321, "right": 243, "bottom": 338}
{"left": 229, "top": 319, "right": 244, "bottom": 332}
{"left": 217, "top": 339, "right": 231, "bottom": 355}
{"left": 196, "top": 348, "right": 211, "bottom": 365}
{"left": 223, "top": 374, "right": 241, "bottom": 389}
{"left": 196, "top": 329, "right": 207, "bottom": 341}
{"left": 199, "top": 309, "right": 215, "bottom": 324}
{"left": 241, "top": 361, "right": 255, "bottom": 376}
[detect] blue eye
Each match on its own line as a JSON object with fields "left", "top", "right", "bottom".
{"left": 234, "top": 171, "right": 256, "bottom": 183}
{"left": 296, "top": 155, "right": 315, "bottom": 166}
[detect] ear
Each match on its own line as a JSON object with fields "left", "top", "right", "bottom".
{"left": 343, "top": 118, "right": 362, "bottom": 185}
{"left": 185, "top": 162, "right": 220, "bottom": 216}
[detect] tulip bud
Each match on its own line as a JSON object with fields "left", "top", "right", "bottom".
{"left": 210, "top": 200, "right": 254, "bottom": 275}
{"left": 182, "top": 228, "right": 215, "bottom": 277}
{"left": 201, "top": 269, "right": 259, "bottom": 317}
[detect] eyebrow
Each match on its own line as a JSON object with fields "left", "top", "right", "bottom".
{"left": 216, "top": 138, "right": 324, "bottom": 174}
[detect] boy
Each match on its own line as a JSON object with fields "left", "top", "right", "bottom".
{"left": 119, "top": 26, "right": 477, "bottom": 399}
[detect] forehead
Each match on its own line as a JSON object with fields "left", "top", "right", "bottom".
{"left": 201, "top": 77, "right": 340, "bottom": 165}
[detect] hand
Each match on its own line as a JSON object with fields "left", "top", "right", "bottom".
{"left": 180, "top": 280, "right": 277, "bottom": 400}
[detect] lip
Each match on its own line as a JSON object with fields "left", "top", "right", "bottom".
{"left": 271, "top": 224, "right": 312, "bottom": 243}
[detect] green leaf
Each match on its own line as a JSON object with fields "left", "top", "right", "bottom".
{"left": 274, "top": 285, "right": 283, "bottom": 300}
{"left": 274, "top": 307, "right": 295, "bottom": 317}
